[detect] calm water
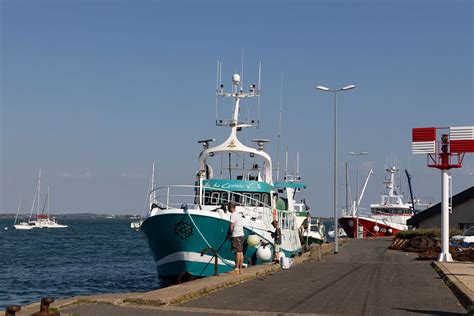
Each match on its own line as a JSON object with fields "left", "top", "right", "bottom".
{"left": 0, "top": 217, "right": 159, "bottom": 309}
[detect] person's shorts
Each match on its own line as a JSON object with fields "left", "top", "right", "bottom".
{"left": 231, "top": 236, "right": 244, "bottom": 253}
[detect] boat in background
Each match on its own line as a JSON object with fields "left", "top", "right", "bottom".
{"left": 131, "top": 162, "right": 156, "bottom": 230}
{"left": 293, "top": 202, "right": 326, "bottom": 245}
{"left": 15, "top": 169, "right": 68, "bottom": 229}
{"left": 13, "top": 196, "right": 33, "bottom": 230}
{"left": 339, "top": 166, "right": 413, "bottom": 238}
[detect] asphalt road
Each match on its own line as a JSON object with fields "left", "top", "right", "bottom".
{"left": 63, "top": 238, "right": 466, "bottom": 315}
{"left": 182, "top": 238, "right": 466, "bottom": 315}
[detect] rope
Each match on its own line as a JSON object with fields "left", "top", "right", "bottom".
{"left": 184, "top": 208, "right": 235, "bottom": 268}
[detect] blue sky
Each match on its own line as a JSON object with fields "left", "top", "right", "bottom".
{"left": 1, "top": 0, "right": 473, "bottom": 215}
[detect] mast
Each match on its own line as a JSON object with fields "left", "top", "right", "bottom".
{"left": 276, "top": 70, "right": 283, "bottom": 181}
{"left": 296, "top": 152, "right": 300, "bottom": 178}
{"left": 37, "top": 169, "right": 41, "bottom": 217}
{"left": 14, "top": 195, "right": 22, "bottom": 225}
{"left": 345, "top": 162, "right": 349, "bottom": 216}
{"left": 152, "top": 161, "right": 156, "bottom": 204}
{"left": 29, "top": 183, "right": 38, "bottom": 222}
{"left": 47, "top": 186, "right": 50, "bottom": 218}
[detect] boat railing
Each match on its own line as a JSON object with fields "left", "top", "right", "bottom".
{"left": 148, "top": 184, "right": 276, "bottom": 223}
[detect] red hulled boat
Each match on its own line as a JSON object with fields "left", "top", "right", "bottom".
{"left": 339, "top": 166, "right": 413, "bottom": 238}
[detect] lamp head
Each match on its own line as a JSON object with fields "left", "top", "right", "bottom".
{"left": 316, "top": 85, "right": 330, "bottom": 92}
{"left": 342, "top": 84, "right": 356, "bottom": 91}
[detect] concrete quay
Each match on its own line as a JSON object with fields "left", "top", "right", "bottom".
{"left": 433, "top": 261, "right": 474, "bottom": 314}
{"left": 13, "top": 242, "right": 339, "bottom": 316}
{"left": 11, "top": 239, "right": 471, "bottom": 315}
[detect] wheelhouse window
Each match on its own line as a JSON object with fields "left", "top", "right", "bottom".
{"left": 200, "top": 190, "right": 270, "bottom": 207}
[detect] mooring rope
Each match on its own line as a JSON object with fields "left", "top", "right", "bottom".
{"left": 183, "top": 206, "right": 235, "bottom": 268}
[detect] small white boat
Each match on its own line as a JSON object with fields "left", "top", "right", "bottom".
{"left": 328, "top": 228, "right": 347, "bottom": 238}
{"left": 131, "top": 220, "right": 143, "bottom": 230}
{"left": 13, "top": 196, "right": 34, "bottom": 230}
{"left": 17, "top": 169, "right": 68, "bottom": 229}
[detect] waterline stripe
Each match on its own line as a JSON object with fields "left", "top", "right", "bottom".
{"left": 156, "top": 251, "right": 236, "bottom": 267}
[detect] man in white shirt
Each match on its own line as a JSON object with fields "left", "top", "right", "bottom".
{"left": 228, "top": 202, "right": 244, "bottom": 274}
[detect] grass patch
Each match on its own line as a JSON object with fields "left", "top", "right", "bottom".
{"left": 58, "top": 298, "right": 98, "bottom": 309}
{"left": 396, "top": 228, "right": 463, "bottom": 239}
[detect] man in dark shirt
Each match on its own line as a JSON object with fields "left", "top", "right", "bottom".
{"left": 271, "top": 220, "right": 282, "bottom": 263}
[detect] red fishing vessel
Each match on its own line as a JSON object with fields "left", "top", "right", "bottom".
{"left": 339, "top": 166, "right": 413, "bottom": 238}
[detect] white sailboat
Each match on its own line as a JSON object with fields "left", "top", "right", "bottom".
{"left": 21, "top": 169, "right": 68, "bottom": 229}
{"left": 34, "top": 186, "right": 68, "bottom": 228}
{"left": 13, "top": 196, "right": 34, "bottom": 230}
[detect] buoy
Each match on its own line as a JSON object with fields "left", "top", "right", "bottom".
{"left": 373, "top": 225, "right": 380, "bottom": 232}
{"left": 247, "top": 235, "right": 260, "bottom": 247}
{"left": 256, "top": 246, "right": 272, "bottom": 261}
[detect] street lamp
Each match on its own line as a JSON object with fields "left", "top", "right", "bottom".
{"left": 348, "top": 151, "right": 368, "bottom": 239}
{"left": 316, "top": 84, "right": 356, "bottom": 253}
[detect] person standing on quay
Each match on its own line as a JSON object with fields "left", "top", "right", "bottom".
{"left": 227, "top": 202, "right": 244, "bottom": 274}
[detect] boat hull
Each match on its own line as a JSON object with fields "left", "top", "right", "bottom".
{"left": 14, "top": 224, "right": 34, "bottom": 230}
{"left": 141, "top": 211, "right": 279, "bottom": 278}
{"left": 339, "top": 216, "right": 407, "bottom": 238}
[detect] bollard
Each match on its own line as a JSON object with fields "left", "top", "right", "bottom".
{"left": 5, "top": 306, "right": 21, "bottom": 316}
{"left": 31, "top": 297, "right": 60, "bottom": 316}
{"left": 310, "top": 244, "right": 321, "bottom": 261}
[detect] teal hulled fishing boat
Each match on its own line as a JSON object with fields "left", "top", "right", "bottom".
{"left": 141, "top": 66, "right": 305, "bottom": 280}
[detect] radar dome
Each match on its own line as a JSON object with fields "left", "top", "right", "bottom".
{"left": 232, "top": 74, "right": 241, "bottom": 86}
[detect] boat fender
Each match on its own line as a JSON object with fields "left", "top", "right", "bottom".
{"left": 256, "top": 245, "right": 272, "bottom": 261}
{"left": 272, "top": 208, "right": 277, "bottom": 220}
{"left": 247, "top": 234, "right": 260, "bottom": 247}
{"left": 373, "top": 225, "right": 380, "bottom": 232}
{"left": 387, "top": 228, "right": 393, "bottom": 235}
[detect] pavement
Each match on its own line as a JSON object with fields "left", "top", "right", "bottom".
{"left": 433, "top": 261, "right": 474, "bottom": 314}
{"left": 13, "top": 239, "right": 469, "bottom": 315}
{"left": 181, "top": 238, "right": 467, "bottom": 315}
{"left": 15, "top": 243, "right": 337, "bottom": 316}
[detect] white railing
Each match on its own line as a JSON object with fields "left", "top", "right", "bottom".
{"left": 148, "top": 184, "right": 275, "bottom": 221}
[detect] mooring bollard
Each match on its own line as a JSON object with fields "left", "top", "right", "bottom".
{"left": 5, "top": 305, "right": 21, "bottom": 316}
{"left": 310, "top": 244, "right": 321, "bottom": 261}
{"left": 31, "top": 297, "right": 60, "bottom": 316}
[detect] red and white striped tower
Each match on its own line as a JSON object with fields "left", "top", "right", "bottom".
{"left": 412, "top": 126, "right": 474, "bottom": 262}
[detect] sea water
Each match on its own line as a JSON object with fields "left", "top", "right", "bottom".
{"left": 0, "top": 217, "right": 159, "bottom": 309}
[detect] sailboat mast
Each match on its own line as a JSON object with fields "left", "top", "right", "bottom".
{"left": 14, "top": 195, "right": 22, "bottom": 225}
{"left": 152, "top": 161, "right": 156, "bottom": 204}
{"left": 37, "top": 169, "right": 41, "bottom": 216}
{"left": 29, "top": 184, "right": 37, "bottom": 222}
{"left": 47, "top": 186, "right": 50, "bottom": 218}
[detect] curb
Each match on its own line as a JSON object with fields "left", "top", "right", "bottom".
{"left": 432, "top": 261, "right": 474, "bottom": 315}
{"left": 14, "top": 240, "right": 348, "bottom": 315}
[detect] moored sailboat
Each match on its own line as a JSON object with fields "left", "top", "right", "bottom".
{"left": 15, "top": 169, "right": 68, "bottom": 229}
